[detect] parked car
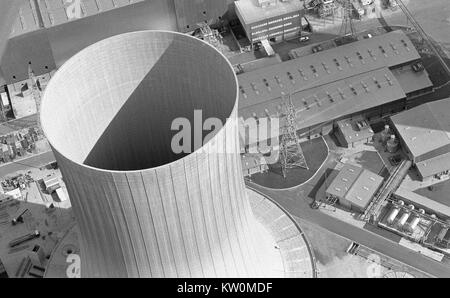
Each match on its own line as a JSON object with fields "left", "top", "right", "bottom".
{"left": 299, "top": 36, "right": 310, "bottom": 42}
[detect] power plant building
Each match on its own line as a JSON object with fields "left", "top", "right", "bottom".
{"left": 334, "top": 117, "right": 374, "bottom": 148}
{"left": 235, "top": 0, "right": 304, "bottom": 44}
{"left": 391, "top": 98, "right": 450, "bottom": 181}
{"left": 326, "top": 164, "right": 383, "bottom": 213}
{"left": 237, "top": 30, "right": 433, "bottom": 147}
{"left": 40, "top": 30, "right": 282, "bottom": 278}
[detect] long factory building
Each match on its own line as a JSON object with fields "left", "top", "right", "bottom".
{"left": 237, "top": 30, "right": 434, "bottom": 148}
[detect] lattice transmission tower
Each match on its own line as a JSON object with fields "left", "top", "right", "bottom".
{"left": 339, "top": 0, "right": 356, "bottom": 37}
{"left": 279, "top": 93, "right": 309, "bottom": 178}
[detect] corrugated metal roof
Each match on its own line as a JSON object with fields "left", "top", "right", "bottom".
{"left": 241, "top": 153, "right": 266, "bottom": 171}
{"left": 10, "top": 0, "right": 41, "bottom": 37}
{"left": 345, "top": 168, "right": 383, "bottom": 210}
{"left": 416, "top": 152, "right": 450, "bottom": 179}
{"left": 336, "top": 117, "right": 374, "bottom": 144}
{"left": 391, "top": 98, "right": 450, "bottom": 159}
{"left": 37, "top": 0, "right": 145, "bottom": 28}
{"left": 238, "top": 30, "right": 420, "bottom": 109}
{"left": 240, "top": 67, "right": 406, "bottom": 133}
{"left": 390, "top": 66, "right": 433, "bottom": 95}
{"left": 326, "top": 164, "right": 383, "bottom": 210}
{"left": 326, "top": 164, "right": 362, "bottom": 199}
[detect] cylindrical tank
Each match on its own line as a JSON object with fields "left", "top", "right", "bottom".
{"left": 41, "top": 31, "right": 274, "bottom": 278}
{"left": 398, "top": 205, "right": 413, "bottom": 228}
{"left": 380, "top": 125, "right": 391, "bottom": 144}
{"left": 386, "top": 135, "right": 399, "bottom": 153}
{"left": 387, "top": 206, "right": 400, "bottom": 225}
{"left": 408, "top": 209, "right": 425, "bottom": 232}
{"left": 398, "top": 212, "right": 410, "bottom": 228}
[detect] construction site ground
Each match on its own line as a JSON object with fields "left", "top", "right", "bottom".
{"left": 297, "top": 217, "right": 430, "bottom": 278}
{"left": 0, "top": 165, "right": 75, "bottom": 278}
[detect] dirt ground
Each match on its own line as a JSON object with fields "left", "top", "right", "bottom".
{"left": 297, "top": 218, "right": 381, "bottom": 278}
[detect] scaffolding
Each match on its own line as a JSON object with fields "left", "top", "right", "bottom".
{"left": 279, "top": 94, "right": 309, "bottom": 178}
{"left": 197, "top": 22, "right": 223, "bottom": 52}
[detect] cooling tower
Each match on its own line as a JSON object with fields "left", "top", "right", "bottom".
{"left": 41, "top": 30, "right": 274, "bottom": 278}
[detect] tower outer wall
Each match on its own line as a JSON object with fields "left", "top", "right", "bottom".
{"left": 43, "top": 31, "right": 268, "bottom": 278}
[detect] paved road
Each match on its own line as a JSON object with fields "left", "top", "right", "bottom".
{"left": 248, "top": 181, "right": 450, "bottom": 277}
{"left": 0, "top": 151, "right": 55, "bottom": 177}
{"left": 247, "top": 144, "right": 450, "bottom": 278}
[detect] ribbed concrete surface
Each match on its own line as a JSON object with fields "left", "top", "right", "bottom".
{"left": 247, "top": 189, "right": 316, "bottom": 278}
{"left": 41, "top": 31, "right": 275, "bottom": 278}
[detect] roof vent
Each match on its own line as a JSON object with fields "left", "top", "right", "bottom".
{"left": 287, "top": 72, "right": 295, "bottom": 84}
{"left": 361, "top": 81, "right": 369, "bottom": 93}
{"left": 314, "top": 95, "right": 321, "bottom": 107}
{"left": 298, "top": 69, "right": 308, "bottom": 81}
{"left": 373, "top": 78, "right": 381, "bottom": 89}
{"left": 251, "top": 83, "right": 260, "bottom": 95}
{"left": 274, "top": 75, "right": 283, "bottom": 88}
{"left": 240, "top": 86, "right": 248, "bottom": 99}
{"left": 327, "top": 92, "right": 334, "bottom": 103}
{"left": 338, "top": 88, "right": 346, "bottom": 100}
{"left": 385, "top": 74, "right": 393, "bottom": 86}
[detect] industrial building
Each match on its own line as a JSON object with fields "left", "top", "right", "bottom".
{"left": 334, "top": 116, "right": 374, "bottom": 148}
{"left": 326, "top": 164, "right": 383, "bottom": 213}
{"left": 235, "top": 0, "right": 304, "bottom": 44}
{"left": 390, "top": 98, "right": 450, "bottom": 181}
{"left": 241, "top": 153, "right": 269, "bottom": 177}
{"left": 40, "top": 30, "right": 284, "bottom": 278}
{"left": 238, "top": 30, "right": 433, "bottom": 148}
{"left": 2, "top": 0, "right": 229, "bottom": 85}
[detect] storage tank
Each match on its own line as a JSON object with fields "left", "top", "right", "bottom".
{"left": 386, "top": 135, "right": 399, "bottom": 153}
{"left": 398, "top": 212, "right": 410, "bottom": 228}
{"left": 41, "top": 31, "right": 277, "bottom": 278}
{"left": 387, "top": 206, "right": 400, "bottom": 225}
{"left": 398, "top": 205, "right": 414, "bottom": 228}
{"left": 380, "top": 125, "right": 391, "bottom": 144}
{"left": 408, "top": 209, "right": 425, "bottom": 232}
{"left": 387, "top": 200, "right": 404, "bottom": 225}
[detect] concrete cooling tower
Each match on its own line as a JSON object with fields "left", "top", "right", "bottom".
{"left": 41, "top": 30, "right": 277, "bottom": 278}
